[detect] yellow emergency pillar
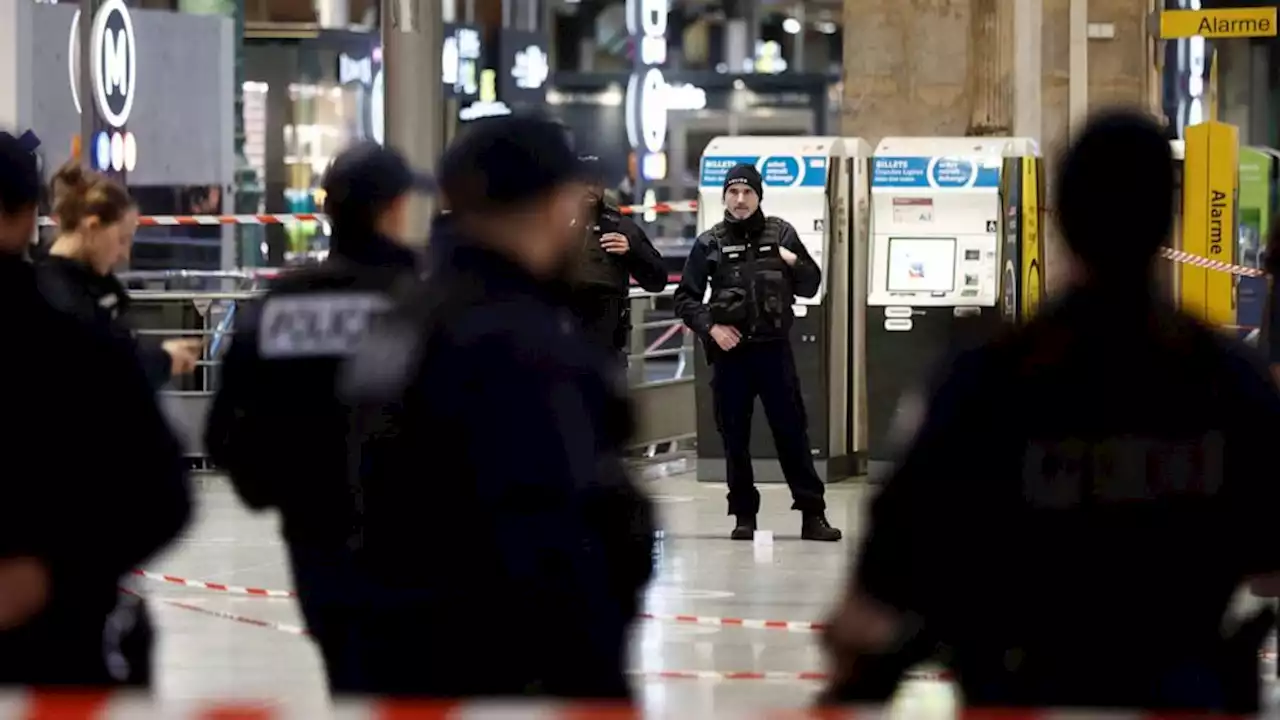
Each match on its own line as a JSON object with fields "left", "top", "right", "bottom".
{"left": 1021, "top": 157, "right": 1044, "bottom": 320}
{"left": 1179, "top": 120, "right": 1238, "bottom": 327}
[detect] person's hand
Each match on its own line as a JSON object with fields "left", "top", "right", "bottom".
{"left": 709, "top": 324, "right": 741, "bottom": 351}
{"left": 163, "top": 338, "right": 202, "bottom": 376}
{"left": 600, "top": 232, "right": 631, "bottom": 255}
{"left": 818, "top": 591, "right": 901, "bottom": 700}
{"left": 779, "top": 247, "right": 798, "bottom": 266}
{"left": 0, "top": 557, "right": 50, "bottom": 631}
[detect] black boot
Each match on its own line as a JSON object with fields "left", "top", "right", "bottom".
{"left": 801, "top": 512, "right": 842, "bottom": 542}
{"left": 730, "top": 515, "right": 757, "bottom": 541}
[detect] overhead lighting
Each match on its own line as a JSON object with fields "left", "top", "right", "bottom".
{"left": 817, "top": 21, "right": 837, "bottom": 34}
{"left": 782, "top": 17, "right": 801, "bottom": 34}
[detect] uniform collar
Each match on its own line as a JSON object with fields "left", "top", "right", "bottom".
{"left": 42, "top": 254, "right": 127, "bottom": 298}
{"left": 724, "top": 209, "right": 766, "bottom": 239}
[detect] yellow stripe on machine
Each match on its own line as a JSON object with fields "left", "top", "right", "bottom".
{"left": 1020, "top": 158, "right": 1042, "bottom": 320}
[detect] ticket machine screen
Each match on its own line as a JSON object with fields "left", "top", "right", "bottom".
{"left": 886, "top": 237, "right": 957, "bottom": 294}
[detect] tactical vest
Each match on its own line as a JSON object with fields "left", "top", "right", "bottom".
{"left": 708, "top": 217, "right": 794, "bottom": 337}
{"left": 577, "top": 206, "right": 631, "bottom": 292}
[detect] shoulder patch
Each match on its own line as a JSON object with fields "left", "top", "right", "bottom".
{"left": 259, "top": 292, "right": 389, "bottom": 358}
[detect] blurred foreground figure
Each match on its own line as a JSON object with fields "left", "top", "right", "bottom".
{"left": 205, "top": 142, "right": 428, "bottom": 693}
{"left": 343, "top": 114, "right": 653, "bottom": 699}
{"left": 821, "top": 110, "right": 1280, "bottom": 712}
{"left": 0, "top": 130, "right": 189, "bottom": 687}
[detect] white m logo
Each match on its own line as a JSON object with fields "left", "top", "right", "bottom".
{"left": 90, "top": 0, "right": 137, "bottom": 128}
{"left": 102, "top": 28, "right": 128, "bottom": 96}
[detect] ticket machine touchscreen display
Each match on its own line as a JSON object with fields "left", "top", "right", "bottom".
{"left": 886, "top": 237, "right": 957, "bottom": 294}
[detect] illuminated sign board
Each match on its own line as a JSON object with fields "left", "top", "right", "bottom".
{"left": 498, "top": 30, "right": 550, "bottom": 106}
{"left": 442, "top": 24, "right": 482, "bottom": 100}
{"left": 338, "top": 52, "right": 374, "bottom": 85}
{"left": 626, "top": 0, "right": 669, "bottom": 186}
{"left": 69, "top": 0, "right": 137, "bottom": 129}
{"left": 69, "top": 0, "right": 138, "bottom": 172}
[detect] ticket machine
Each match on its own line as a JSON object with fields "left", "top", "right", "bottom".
{"left": 694, "top": 136, "right": 873, "bottom": 484}
{"left": 865, "top": 137, "right": 1044, "bottom": 462}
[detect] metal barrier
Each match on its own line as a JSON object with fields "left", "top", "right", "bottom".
{"left": 117, "top": 270, "right": 697, "bottom": 463}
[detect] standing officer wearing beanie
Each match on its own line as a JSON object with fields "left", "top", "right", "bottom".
{"left": 571, "top": 155, "right": 668, "bottom": 355}
{"left": 674, "top": 162, "right": 841, "bottom": 542}
{"left": 821, "top": 110, "right": 1280, "bottom": 712}
{"left": 205, "top": 141, "right": 431, "bottom": 694}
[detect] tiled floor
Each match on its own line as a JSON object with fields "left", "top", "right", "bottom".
{"left": 135, "top": 470, "right": 961, "bottom": 716}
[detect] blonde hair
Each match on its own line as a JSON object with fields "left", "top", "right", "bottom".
{"left": 51, "top": 161, "right": 135, "bottom": 233}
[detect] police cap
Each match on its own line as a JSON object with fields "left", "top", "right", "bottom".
{"left": 0, "top": 129, "right": 42, "bottom": 214}
{"left": 439, "top": 114, "right": 591, "bottom": 215}
{"left": 322, "top": 141, "right": 435, "bottom": 217}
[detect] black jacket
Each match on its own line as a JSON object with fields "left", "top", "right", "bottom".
{"left": 343, "top": 216, "right": 652, "bottom": 698}
{"left": 674, "top": 213, "right": 820, "bottom": 343}
{"left": 0, "top": 252, "right": 189, "bottom": 686}
{"left": 205, "top": 234, "right": 420, "bottom": 551}
{"left": 847, "top": 285, "right": 1280, "bottom": 710}
{"left": 36, "top": 255, "right": 174, "bottom": 390}
{"left": 571, "top": 203, "right": 668, "bottom": 351}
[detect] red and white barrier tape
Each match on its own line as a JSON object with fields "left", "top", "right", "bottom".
{"left": 130, "top": 570, "right": 832, "bottom": 633}
{"left": 642, "top": 323, "right": 688, "bottom": 354}
{"left": 130, "top": 569, "right": 296, "bottom": 598}
{"left": 1158, "top": 247, "right": 1266, "bottom": 278}
{"left": 36, "top": 201, "right": 701, "bottom": 228}
{"left": 640, "top": 611, "right": 826, "bottom": 632}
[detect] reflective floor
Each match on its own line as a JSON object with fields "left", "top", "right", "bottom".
{"left": 135, "top": 470, "right": 1280, "bottom": 716}
{"left": 139, "top": 470, "right": 955, "bottom": 716}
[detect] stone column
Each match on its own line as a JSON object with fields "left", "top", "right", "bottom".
{"left": 842, "top": 0, "right": 1154, "bottom": 293}
{"left": 383, "top": 0, "right": 443, "bottom": 244}
{"left": 839, "top": 0, "right": 971, "bottom": 142}
{"left": 968, "top": 0, "right": 1013, "bottom": 136}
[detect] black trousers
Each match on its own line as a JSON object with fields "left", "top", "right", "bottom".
{"left": 289, "top": 546, "right": 372, "bottom": 695}
{"left": 710, "top": 339, "right": 825, "bottom": 517}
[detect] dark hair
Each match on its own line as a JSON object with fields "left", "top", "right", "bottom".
{"left": 322, "top": 191, "right": 383, "bottom": 238}
{"left": 1055, "top": 110, "right": 1174, "bottom": 279}
{"left": 51, "top": 161, "right": 135, "bottom": 233}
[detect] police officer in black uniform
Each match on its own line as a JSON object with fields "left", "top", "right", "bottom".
{"left": 822, "top": 111, "right": 1280, "bottom": 712}
{"left": 674, "top": 163, "right": 841, "bottom": 542}
{"left": 342, "top": 114, "right": 651, "bottom": 699}
{"left": 204, "top": 141, "right": 430, "bottom": 693}
{"left": 571, "top": 155, "right": 668, "bottom": 355}
{"left": 0, "top": 129, "right": 189, "bottom": 687}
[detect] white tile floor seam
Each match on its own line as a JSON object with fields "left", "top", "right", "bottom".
{"left": 144, "top": 472, "right": 945, "bottom": 715}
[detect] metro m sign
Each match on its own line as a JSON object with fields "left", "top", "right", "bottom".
{"left": 92, "top": 0, "right": 137, "bottom": 128}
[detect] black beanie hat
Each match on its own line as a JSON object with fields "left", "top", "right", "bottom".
{"left": 1055, "top": 110, "right": 1173, "bottom": 277}
{"left": 723, "top": 163, "right": 763, "bottom": 200}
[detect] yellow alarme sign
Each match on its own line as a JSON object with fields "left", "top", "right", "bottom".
{"left": 1160, "top": 7, "right": 1277, "bottom": 39}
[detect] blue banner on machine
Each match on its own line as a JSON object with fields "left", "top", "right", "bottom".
{"left": 699, "top": 156, "right": 828, "bottom": 188}
{"left": 871, "top": 156, "right": 1001, "bottom": 189}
